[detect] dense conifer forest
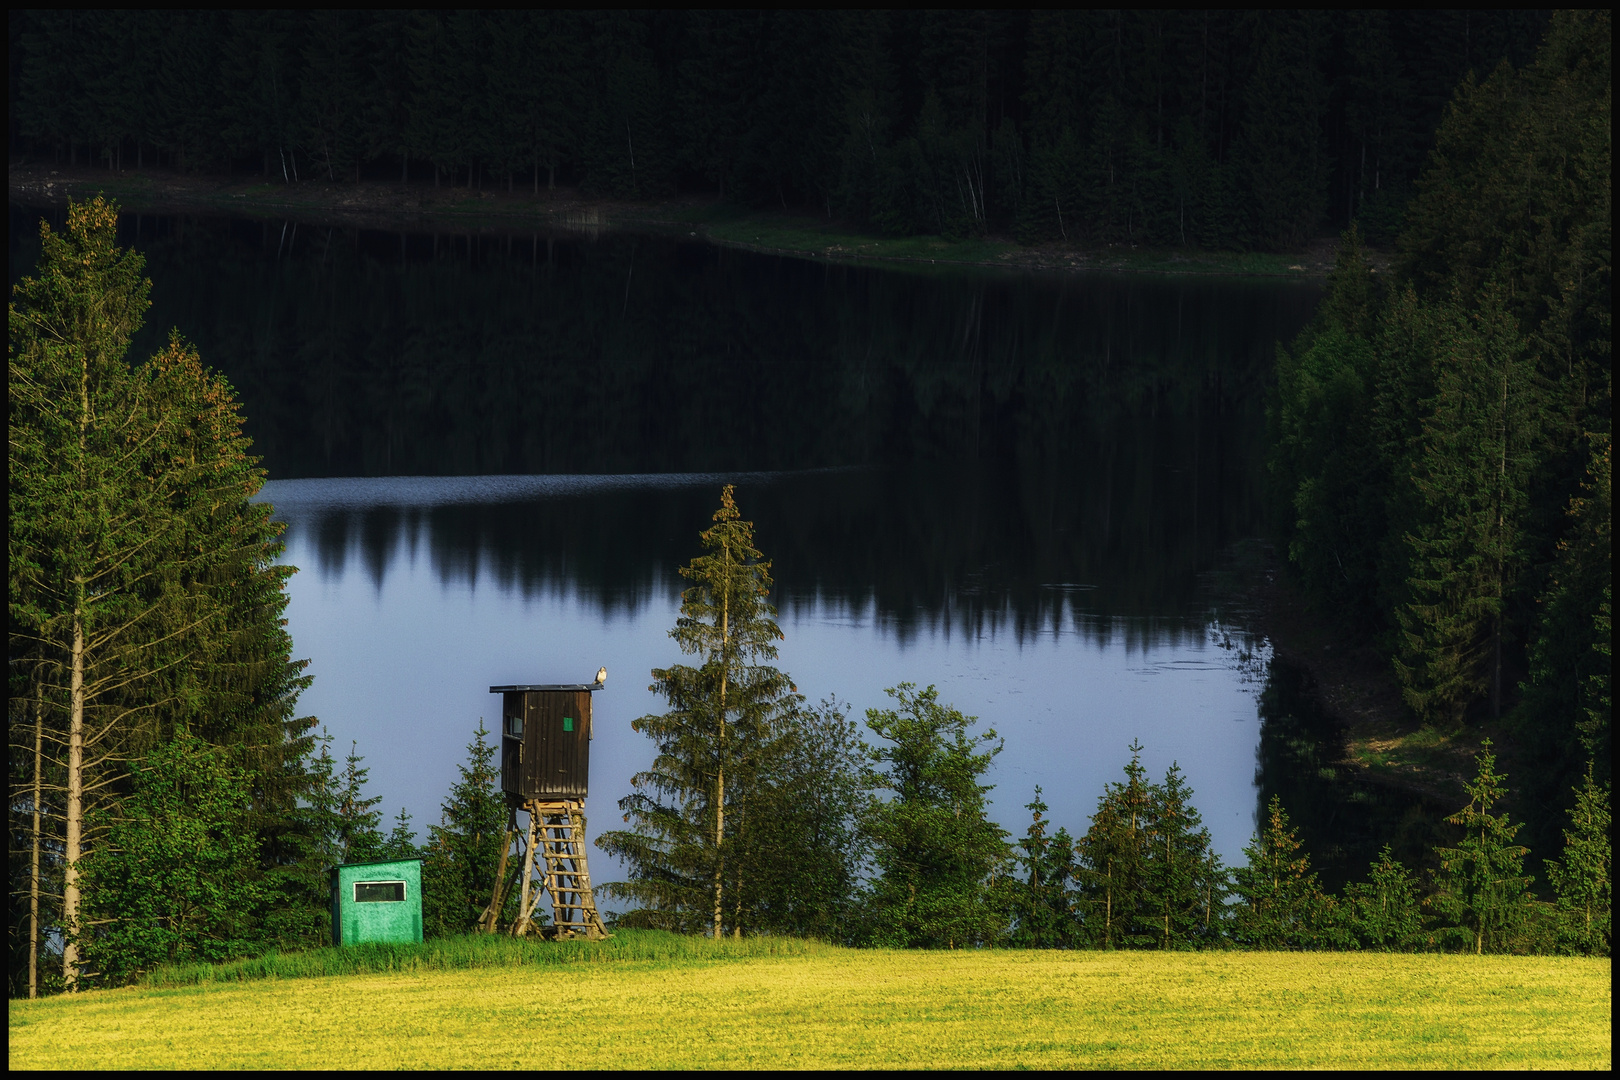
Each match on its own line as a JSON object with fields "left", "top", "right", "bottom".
{"left": 10, "top": 10, "right": 1548, "bottom": 247}
{"left": 1267, "top": 10, "right": 1609, "bottom": 868}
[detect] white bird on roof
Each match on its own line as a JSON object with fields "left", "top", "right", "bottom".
{"left": 595, "top": 666, "right": 607, "bottom": 686}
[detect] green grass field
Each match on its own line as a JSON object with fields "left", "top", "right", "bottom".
{"left": 9, "top": 934, "right": 1609, "bottom": 1069}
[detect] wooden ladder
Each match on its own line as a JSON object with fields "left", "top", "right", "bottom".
{"left": 512, "top": 799, "right": 608, "bottom": 940}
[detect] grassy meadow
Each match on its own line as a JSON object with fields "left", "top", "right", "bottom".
{"left": 9, "top": 933, "right": 1609, "bottom": 1069}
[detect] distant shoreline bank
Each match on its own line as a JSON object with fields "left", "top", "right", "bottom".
{"left": 1250, "top": 549, "right": 1485, "bottom": 806}
{"left": 9, "top": 160, "right": 1368, "bottom": 280}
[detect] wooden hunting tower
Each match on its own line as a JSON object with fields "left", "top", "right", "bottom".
{"left": 492, "top": 684, "right": 595, "bottom": 801}
{"left": 483, "top": 681, "right": 608, "bottom": 941}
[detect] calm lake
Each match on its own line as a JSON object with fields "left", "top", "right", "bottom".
{"left": 14, "top": 204, "right": 1430, "bottom": 890}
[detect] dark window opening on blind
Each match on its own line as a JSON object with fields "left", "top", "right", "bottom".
{"left": 354, "top": 881, "right": 406, "bottom": 903}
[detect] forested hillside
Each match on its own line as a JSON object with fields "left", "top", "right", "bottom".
{"left": 1268, "top": 11, "right": 1609, "bottom": 864}
{"left": 9, "top": 11, "right": 1547, "bottom": 248}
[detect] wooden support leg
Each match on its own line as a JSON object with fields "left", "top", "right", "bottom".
{"left": 478, "top": 826, "right": 516, "bottom": 934}
{"left": 512, "top": 805, "right": 540, "bottom": 937}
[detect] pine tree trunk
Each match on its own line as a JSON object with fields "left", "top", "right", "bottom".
{"left": 713, "top": 765, "right": 724, "bottom": 937}
{"left": 733, "top": 804, "right": 744, "bottom": 939}
{"left": 29, "top": 690, "right": 44, "bottom": 999}
{"left": 714, "top": 556, "right": 730, "bottom": 939}
{"left": 63, "top": 606, "right": 85, "bottom": 990}
{"left": 1105, "top": 862, "right": 1113, "bottom": 947}
{"left": 62, "top": 351, "right": 94, "bottom": 992}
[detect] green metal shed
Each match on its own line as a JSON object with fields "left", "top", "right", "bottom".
{"left": 330, "top": 857, "right": 423, "bottom": 946}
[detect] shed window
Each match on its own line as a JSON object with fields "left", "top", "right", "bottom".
{"left": 506, "top": 714, "right": 523, "bottom": 738}
{"left": 354, "top": 880, "right": 406, "bottom": 903}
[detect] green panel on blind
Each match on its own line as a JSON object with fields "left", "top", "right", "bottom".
{"left": 564, "top": 716, "right": 574, "bottom": 732}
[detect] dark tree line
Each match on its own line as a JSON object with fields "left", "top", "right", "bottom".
{"left": 10, "top": 10, "right": 1547, "bottom": 248}
{"left": 1267, "top": 12, "right": 1609, "bottom": 867}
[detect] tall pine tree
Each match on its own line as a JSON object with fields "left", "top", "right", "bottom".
{"left": 596, "top": 485, "right": 795, "bottom": 936}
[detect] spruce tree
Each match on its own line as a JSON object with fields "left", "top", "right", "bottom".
{"left": 1426, "top": 739, "right": 1535, "bottom": 954}
{"left": 1393, "top": 289, "right": 1540, "bottom": 726}
{"left": 334, "top": 741, "right": 386, "bottom": 864}
{"left": 1514, "top": 436, "right": 1611, "bottom": 866}
{"left": 860, "top": 684, "right": 1009, "bottom": 949}
{"left": 1008, "top": 788, "right": 1078, "bottom": 949}
{"left": 1232, "top": 795, "right": 1333, "bottom": 949}
{"left": 1544, "top": 763, "right": 1610, "bottom": 957}
{"left": 1519, "top": 437, "right": 1612, "bottom": 781}
{"left": 421, "top": 721, "right": 509, "bottom": 938}
{"left": 383, "top": 808, "right": 419, "bottom": 861}
{"left": 299, "top": 734, "right": 344, "bottom": 896}
{"left": 139, "top": 332, "right": 318, "bottom": 954}
{"left": 596, "top": 485, "right": 795, "bottom": 937}
{"left": 1341, "top": 845, "right": 1423, "bottom": 951}
{"left": 1074, "top": 741, "right": 1155, "bottom": 949}
{"left": 10, "top": 197, "right": 156, "bottom": 989}
{"left": 295, "top": 732, "right": 390, "bottom": 878}
{"left": 1142, "top": 763, "right": 1225, "bottom": 950}
{"left": 1267, "top": 228, "right": 1386, "bottom": 632}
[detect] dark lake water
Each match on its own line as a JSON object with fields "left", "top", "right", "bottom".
{"left": 12, "top": 204, "right": 1434, "bottom": 891}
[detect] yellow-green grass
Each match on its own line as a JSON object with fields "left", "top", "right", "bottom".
{"left": 10, "top": 946, "right": 1608, "bottom": 1070}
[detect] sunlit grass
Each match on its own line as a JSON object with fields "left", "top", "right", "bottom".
{"left": 10, "top": 941, "right": 1608, "bottom": 1069}
{"left": 1350, "top": 723, "right": 1479, "bottom": 796}
{"left": 137, "top": 928, "right": 831, "bottom": 987}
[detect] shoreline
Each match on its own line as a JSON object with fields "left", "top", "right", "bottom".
{"left": 8, "top": 160, "right": 1375, "bottom": 280}
{"left": 1249, "top": 551, "right": 1486, "bottom": 806}
{"left": 15, "top": 158, "right": 1458, "bottom": 797}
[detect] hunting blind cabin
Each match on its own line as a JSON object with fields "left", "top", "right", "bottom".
{"left": 481, "top": 675, "right": 609, "bottom": 940}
